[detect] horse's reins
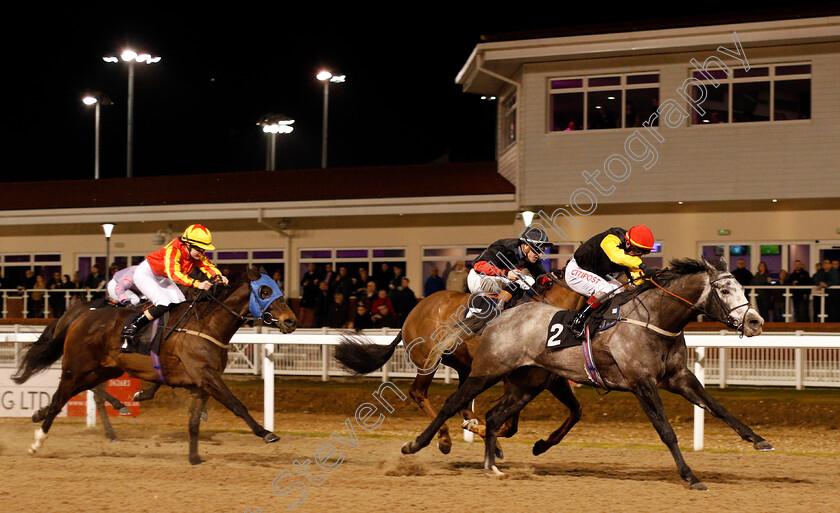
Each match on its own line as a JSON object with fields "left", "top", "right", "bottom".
{"left": 169, "top": 283, "right": 285, "bottom": 348}
{"left": 648, "top": 273, "right": 751, "bottom": 336}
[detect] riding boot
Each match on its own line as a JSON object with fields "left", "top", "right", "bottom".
{"left": 120, "top": 304, "right": 169, "bottom": 351}
{"left": 569, "top": 295, "right": 603, "bottom": 338}
{"left": 121, "top": 313, "right": 151, "bottom": 351}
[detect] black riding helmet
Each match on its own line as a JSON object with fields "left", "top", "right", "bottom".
{"left": 520, "top": 226, "right": 552, "bottom": 256}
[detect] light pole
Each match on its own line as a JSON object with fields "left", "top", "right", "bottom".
{"left": 257, "top": 115, "right": 295, "bottom": 171}
{"left": 82, "top": 94, "right": 112, "bottom": 179}
{"left": 102, "top": 223, "right": 115, "bottom": 281}
{"left": 82, "top": 96, "right": 101, "bottom": 179}
{"left": 103, "top": 49, "right": 161, "bottom": 178}
{"left": 316, "top": 71, "right": 345, "bottom": 168}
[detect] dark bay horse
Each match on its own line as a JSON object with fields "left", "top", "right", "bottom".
{"left": 335, "top": 273, "right": 585, "bottom": 454}
{"left": 24, "top": 301, "right": 135, "bottom": 440}
{"left": 401, "top": 259, "right": 772, "bottom": 490}
{"left": 13, "top": 267, "right": 297, "bottom": 464}
{"left": 25, "top": 301, "right": 172, "bottom": 440}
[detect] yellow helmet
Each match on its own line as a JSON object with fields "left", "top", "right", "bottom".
{"left": 181, "top": 224, "right": 215, "bottom": 250}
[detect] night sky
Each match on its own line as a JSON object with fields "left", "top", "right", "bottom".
{"left": 3, "top": 3, "right": 834, "bottom": 183}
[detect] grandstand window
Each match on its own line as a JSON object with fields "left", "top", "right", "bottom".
{"left": 298, "top": 248, "right": 406, "bottom": 296}
{"left": 689, "top": 63, "right": 810, "bottom": 125}
{"left": 549, "top": 73, "right": 660, "bottom": 132}
{"left": 1, "top": 254, "right": 63, "bottom": 289}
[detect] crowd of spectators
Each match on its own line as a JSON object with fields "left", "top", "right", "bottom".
{"left": 731, "top": 258, "right": 840, "bottom": 322}
{"left": 297, "top": 262, "right": 417, "bottom": 330}
{"left": 7, "top": 256, "right": 840, "bottom": 324}
{"left": 0, "top": 264, "right": 112, "bottom": 318}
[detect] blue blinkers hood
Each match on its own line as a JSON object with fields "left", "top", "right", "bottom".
{"left": 250, "top": 273, "right": 284, "bottom": 320}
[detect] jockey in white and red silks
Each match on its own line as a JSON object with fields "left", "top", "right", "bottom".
{"left": 467, "top": 226, "right": 554, "bottom": 314}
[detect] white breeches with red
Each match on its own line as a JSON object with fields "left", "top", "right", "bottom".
{"left": 133, "top": 260, "right": 186, "bottom": 307}
{"left": 564, "top": 258, "right": 622, "bottom": 298}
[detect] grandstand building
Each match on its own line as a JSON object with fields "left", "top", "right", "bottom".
{"left": 1, "top": 14, "right": 839, "bottom": 311}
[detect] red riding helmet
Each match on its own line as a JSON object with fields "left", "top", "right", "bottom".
{"left": 626, "top": 225, "right": 655, "bottom": 253}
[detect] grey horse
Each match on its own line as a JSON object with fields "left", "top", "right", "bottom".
{"left": 401, "top": 258, "right": 772, "bottom": 490}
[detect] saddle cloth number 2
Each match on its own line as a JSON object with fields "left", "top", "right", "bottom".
{"left": 547, "top": 323, "right": 564, "bottom": 347}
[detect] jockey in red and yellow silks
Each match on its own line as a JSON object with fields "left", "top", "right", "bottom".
{"left": 121, "top": 224, "right": 228, "bottom": 349}
{"left": 145, "top": 238, "right": 222, "bottom": 287}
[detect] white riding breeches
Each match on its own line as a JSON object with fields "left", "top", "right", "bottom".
{"left": 133, "top": 260, "right": 185, "bottom": 307}
{"left": 467, "top": 268, "right": 513, "bottom": 296}
{"left": 564, "top": 258, "right": 623, "bottom": 298}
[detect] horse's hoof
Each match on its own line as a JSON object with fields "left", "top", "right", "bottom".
{"left": 200, "top": 411, "right": 208, "bottom": 422}
{"left": 483, "top": 465, "right": 505, "bottom": 477}
{"left": 118, "top": 407, "right": 131, "bottom": 416}
{"left": 263, "top": 432, "right": 280, "bottom": 444}
{"left": 533, "top": 439, "right": 550, "bottom": 456}
{"left": 27, "top": 445, "right": 37, "bottom": 456}
{"left": 401, "top": 441, "right": 419, "bottom": 455}
{"left": 190, "top": 457, "right": 204, "bottom": 465}
{"left": 495, "top": 443, "right": 504, "bottom": 460}
{"left": 754, "top": 440, "right": 774, "bottom": 451}
{"left": 437, "top": 441, "right": 452, "bottom": 455}
{"left": 690, "top": 481, "right": 709, "bottom": 491}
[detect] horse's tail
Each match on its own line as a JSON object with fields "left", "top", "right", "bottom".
{"left": 11, "top": 301, "right": 91, "bottom": 384}
{"left": 11, "top": 318, "right": 64, "bottom": 384}
{"left": 334, "top": 330, "right": 403, "bottom": 375}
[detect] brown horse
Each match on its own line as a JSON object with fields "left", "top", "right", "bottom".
{"left": 13, "top": 267, "right": 297, "bottom": 464}
{"left": 335, "top": 272, "right": 585, "bottom": 454}
{"left": 27, "top": 301, "right": 135, "bottom": 440}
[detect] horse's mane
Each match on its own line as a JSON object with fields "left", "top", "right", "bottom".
{"left": 612, "top": 257, "right": 726, "bottom": 304}
{"left": 179, "top": 279, "right": 250, "bottom": 317}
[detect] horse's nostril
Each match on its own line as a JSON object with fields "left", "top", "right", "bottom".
{"left": 284, "top": 318, "right": 296, "bottom": 327}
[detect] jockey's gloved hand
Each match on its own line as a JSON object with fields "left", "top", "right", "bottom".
{"left": 639, "top": 264, "right": 661, "bottom": 278}
{"left": 537, "top": 274, "right": 552, "bottom": 287}
{"left": 517, "top": 275, "right": 536, "bottom": 290}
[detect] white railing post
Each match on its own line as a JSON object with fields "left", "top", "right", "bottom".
{"left": 263, "top": 342, "right": 274, "bottom": 432}
{"left": 693, "top": 346, "right": 705, "bottom": 452}
{"left": 86, "top": 390, "right": 96, "bottom": 428}
{"left": 817, "top": 292, "right": 827, "bottom": 323}
{"left": 444, "top": 365, "right": 452, "bottom": 384}
{"left": 794, "top": 345, "right": 804, "bottom": 390}
{"left": 321, "top": 327, "right": 330, "bottom": 382}
{"left": 783, "top": 287, "right": 793, "bottom": 322}
{"left": 719, "top": 346, "right": 728, "bottom": 389}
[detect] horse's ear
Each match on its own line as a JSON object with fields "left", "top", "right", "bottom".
{"left": 247, "top": 266, "right": 261, "bottom": 281}
{"left": 259, "top": 266, "right": 268, "bottom": 275}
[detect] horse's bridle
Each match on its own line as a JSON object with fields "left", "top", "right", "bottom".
{"left": 201, "top": 284, "right": 281, "bottom": 325}
{"left": 650, "top": 272, "right": 751, "bottom": 335}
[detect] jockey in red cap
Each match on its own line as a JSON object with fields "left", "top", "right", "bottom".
{"left": 565, "top": 225, "right": 658, "bottom": 338}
